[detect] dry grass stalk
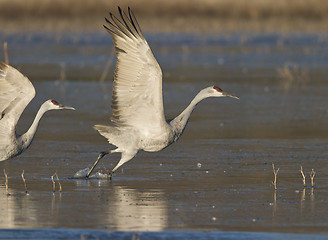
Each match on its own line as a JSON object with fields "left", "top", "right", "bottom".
{"left": 132, "top": 233, "right": 141, "bottom": 240}
{"left": 99, "top": 47, "right": 114, "bottom": 82}
{"left": 51, "top": 174, "right": 56, "bottom": 192}
{"left": 277, "top": 63, "right": 309, "bottom": 92}
{"left": 59, "top": 62, "right": 66, "bottom": 81}
{"left": 3, "top": 42, "right": 9, "bottom": 64}
{"left": 310, "top": 168, "right": 316, "bottom": 187}
{"left": 271, "top": 163, "right": 279, "bottom": 190}
{"left": 21, "top": 170, "right": 28, "bottom": 193}
{"left": 4, "top": 169, "right": 9, "bottom": 196}
{"left": 55, "top": 172, "right": 62, "bottom": 192}
{"left": 51, "top": 172, "right": 62, "bottom": 192}
{"left": 300, "top": 166, "right": 306, "bottom": 187}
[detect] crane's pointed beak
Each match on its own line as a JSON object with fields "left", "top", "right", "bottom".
{"left": 59, "top": 104, "right": 76, "bottom": 110}
{"left": 223, "top": 92, "right": 239, "bottom": 100}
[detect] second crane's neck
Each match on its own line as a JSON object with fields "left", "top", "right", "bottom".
{"left": 169, "top": 90, "right": 207, "bottom": 142}
{"left": 19, "top": 103, "right": 49, "bottom": 151}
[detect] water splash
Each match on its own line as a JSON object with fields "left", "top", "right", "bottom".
{"left": 73, "top": 168, "right": 110, "bottom": 179}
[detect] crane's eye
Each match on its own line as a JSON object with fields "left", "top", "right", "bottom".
{"left": 51, "top": 100, "right": 59, "bottom": 105}
{"left": 213, "top": 86, "right": 223, "bottom": 92}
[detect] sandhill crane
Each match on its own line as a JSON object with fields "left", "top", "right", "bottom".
{"left": 0, "top": 62, "right": 75, "bottom": 161}
{"left": 86, "top": 7, "right": 238, "bottom": 178}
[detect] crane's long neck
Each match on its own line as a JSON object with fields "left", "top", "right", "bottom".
{"left": 19, "top": 103, "right": 49, "bottom": 151}
{"left": 169, "top": 91, "right": 208, "bottom": 142}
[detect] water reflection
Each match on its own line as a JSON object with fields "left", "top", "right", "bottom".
{"left": 300, "top": 187, "right": 316, "bottom": 214}
{"left": 0, "top": 184, "right": 37, "bottom": 228}
{"left": 272, "top": 190, "right": 277, "bottom": 217}
{"left": 108, "top": 185, "right": 168, "bottom": 231}
{"left": 74, "top": 178, "right": 110, "bottom": 188}
{"left": 271, "top": 186, "right": 318, "bottom": 225}
{"left": 1, "top": 180, "right": 168, "bottom": 230}
{"left": 300, "top": 188, "right": 306, "bottom": 217}
{"left": 72, "top": 180, "right": 168, "bottom": 231}
{"left": 51, "top": 192, "right": 62, "bottom": 217}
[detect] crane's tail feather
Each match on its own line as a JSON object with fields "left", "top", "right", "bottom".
{"left": 94, "top": 124, "right": 122, "bottom": 147}
{"left": 94, "top": 124, "right": 112, "bottom": 138}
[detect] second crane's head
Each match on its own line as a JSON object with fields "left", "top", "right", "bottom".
{"left": 44, "top": 99, "right": 76, "bottom": 111}
{"left": 203, "top": 86, "right": 239, "bottom": 99}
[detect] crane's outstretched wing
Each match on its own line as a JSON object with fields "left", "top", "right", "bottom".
{"left": 0, "top": 62, "right": 35, "bottom": 143}
{"left": 104, "top": 7, "right": 166, "bottom": 132}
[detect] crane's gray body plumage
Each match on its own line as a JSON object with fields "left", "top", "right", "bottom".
{"left": 0, "top": 62, "right": 74, "bottom": 162}
{"left": 88, "top": 7, "right": 238, "bottom": 177}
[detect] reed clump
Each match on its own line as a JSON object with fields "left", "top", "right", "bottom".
{"left": 277, "top": 63, "right": 309, "bottom": 92}
{"left": 51, "top": 172, "right": 62, "bottom": 192}
{"left": 300, "top": 166, "right": 316, "bottom": 188}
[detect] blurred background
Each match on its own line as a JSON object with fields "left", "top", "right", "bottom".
{"left": 0, "top": 0, "right": 328, "bottom": 33}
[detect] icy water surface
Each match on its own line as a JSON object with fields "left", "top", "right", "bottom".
{"left": 0, "top": 31, "right": 328, "bottom": 238}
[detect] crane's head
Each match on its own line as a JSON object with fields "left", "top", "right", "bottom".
{"left": 44, "top": 99, "right": 75, "bottom": 111}
{"left": 206, "top": 86, "right": 239, "bottom": 99}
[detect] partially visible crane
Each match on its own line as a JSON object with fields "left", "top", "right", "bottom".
{"left": 0, "top": 62, "right": 75, "bottom": 161}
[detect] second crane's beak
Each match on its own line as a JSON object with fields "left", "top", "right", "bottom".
{"left": 223, "top": 92, "right": 239, "bottom": 100}
{"left": 59, "top": 104, "right": 76, "bottom": 110}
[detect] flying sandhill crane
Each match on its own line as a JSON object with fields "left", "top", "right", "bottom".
{"left": 86, "top": 7, "right": 238, "bottom": 178}
{"left": 0, "top": 62, "right": 75, "bottom": 161}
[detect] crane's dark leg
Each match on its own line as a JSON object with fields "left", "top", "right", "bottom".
{"left": 107, "top": 150, "right": 137, "bottom": 180}
{"left": 86, "top": 151, "right": 109, "bottom": 178}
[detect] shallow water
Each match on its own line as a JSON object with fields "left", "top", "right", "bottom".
{"left": 0, "top": 31, "right": 328, "bottom": 236}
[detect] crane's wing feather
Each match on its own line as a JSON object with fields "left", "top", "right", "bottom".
{"left": 0, "top": 62, "right": 35, "bottom": 143}
{"left": 105, "top": 7, "right": 166, "bottom": 132}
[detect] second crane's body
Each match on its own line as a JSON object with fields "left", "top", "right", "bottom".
{"left": 86, "top": 7, "right": 238, "bottom": 178}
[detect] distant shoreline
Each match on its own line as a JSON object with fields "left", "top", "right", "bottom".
{"left": 0, "top": 16, "right": 327, "bottom": 34}
{"left": 0, "top": 0, "right": 327, "bottom": 33}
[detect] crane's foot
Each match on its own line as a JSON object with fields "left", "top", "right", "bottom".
{"left": 106, "top": 171, "right": 113, "bottom": 180}
{"left": 86, "top": 151, "right": 109, "bottom": 178}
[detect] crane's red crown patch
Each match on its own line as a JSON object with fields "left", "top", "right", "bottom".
{"left": 213, "top": 86, "right": 223, "bottom": 92}
{"left": 51, "top": 100, "right": 59, "bottom": 105}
